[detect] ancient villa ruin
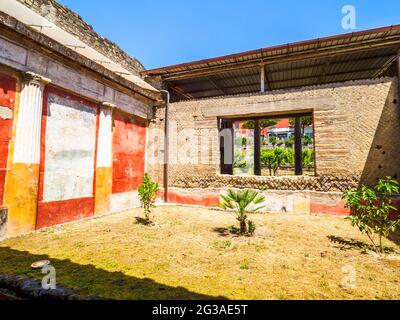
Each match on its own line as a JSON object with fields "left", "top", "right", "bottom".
{"left": 0, "top": 0, "right": 399, "bottom": 238}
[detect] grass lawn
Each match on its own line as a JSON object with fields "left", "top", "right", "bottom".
{"left": 0, "top": 206, "right": 399, "bottom": 300}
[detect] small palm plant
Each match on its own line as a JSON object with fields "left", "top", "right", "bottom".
{"left": 138, "top": 173, "right": 159, "bottom": 221}
{"left": 220, "top": 189, "right": 265, "bottom": 235}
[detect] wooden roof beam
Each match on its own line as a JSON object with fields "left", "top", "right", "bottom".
{"left": 187, "top": 67, "right": 382, "bottom": 94}
{"left": 168, "top": 84, "right": 194, "bottom": 100}
{"left": 173, "top": 53, "right": 396, "bottom": 86}
{"left": 160, "top": 39, "right": 400, "bottom": 81}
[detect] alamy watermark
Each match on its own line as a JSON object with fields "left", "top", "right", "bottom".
{"left": 341, "top": 264, "right": 356, "bottom": 290}
{"left": 342, "top": 5, "right": 356, "bottom": 30}
{"left": 147, "top": 122, "right": 233, "bottom": 166}
{"left": 41, "top": 264, "right": 56, "bottom": 290}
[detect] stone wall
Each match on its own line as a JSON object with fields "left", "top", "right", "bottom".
{"left": 17, "top": 0, "right": 144, "bottom": 76}
{"left": 147, "top": 77, "right": 400, "bottom": 195}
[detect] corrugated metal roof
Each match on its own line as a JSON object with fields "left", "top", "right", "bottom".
{"left": 144, "top": 25, "right": 400, "bottom": 102}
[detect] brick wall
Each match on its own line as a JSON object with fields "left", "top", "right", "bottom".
{"left": 147, "top": 77, "right": 400, "bottom": 193}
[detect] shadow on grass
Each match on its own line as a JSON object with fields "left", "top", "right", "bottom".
{"left": 134, "top": 217, "right": 154, "bottom": 226}
{"left": 212, "top": 227, "right": 241, "bottom": 238}
{"left": 0, "top": 247, "right": 227, "bottom": 300}
{"left": 327, "top": 235, "right": 396, "bottom": 253}
{"left": 327, "top": 235, "right": 367, "bottom": 251}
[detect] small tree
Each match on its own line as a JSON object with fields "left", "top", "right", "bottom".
{"left": 138, "top": 173, "right": 159, "bottom": 220}
{"left": 271, "top": 148, "right": 289, "bottom": 176}
{"left": 302, "top": 135, "right": 312, "bottom": 146}
{"left": 269, "top": 136, "right": 277, "bottom": 146}
{"left": 285, "top": 137, "right": 294, "bottom": 148}
{"left": 242, "top": 119, "right": 278, "bottom": 130}
{"left": 241, "top": 137, "right": 247, "bottom": 149}
{"left": 261, "top": 149, "right": 274, "bottom": 176}
{"left": 342, "top": 177, "right": 400, "bottom": 253}
{"left": 220, "top": 189, "right": 265, "bottom": 235}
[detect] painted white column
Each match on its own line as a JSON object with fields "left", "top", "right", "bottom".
{"left": 96, "top": 102, "right": 114, "bottom": 168}
{"left": 13, "top": 72, "right": 50, "bottom": 164}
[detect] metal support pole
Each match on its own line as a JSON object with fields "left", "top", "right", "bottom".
{"left": 294, "top": 116, "right": 303, "bottom": 176}
{"left": 254, "top": 119, "right": 261, "bottom": 176}
{"left": 160, "top": 90, "right": 170, "bottom": 203}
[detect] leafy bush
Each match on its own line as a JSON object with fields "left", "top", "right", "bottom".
{"left": 285, "top": 137, "right": 294, "bottom": 148}
{"left": 261, "top": 148, "right": 295, "bottom": 176}
{"left": 138, "top": 173, "right": 159, "bottom": 220}
{"left": 242, "top": 137, "right": 247, "bottom": 148}
{"left": 277, "top": 140, "right": 284, "bottom": 147}
{"left": 302, "top": 135, "right": 313, "bottom": 146}
{"left": 260, "top": 149, "right": 275, "bottom": 175}
{"left": 285, "top": 148, "right": 295, "bottom": 167}
{"left": 220, "top": 189, "right": 265, "bottom": 235}
{"left": 302, "top": 149, "right": 314, "bottom": 168}
{"left": 342, "top": 177, "right": 400, "bottom": 253}
{"left": 269, "top": 136, "right": 277, "bottom": 146}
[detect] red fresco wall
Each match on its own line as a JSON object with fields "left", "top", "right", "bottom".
{"left": 112, "top": 112, "right": 146, "bottom": 194}
{"left": 310, "top": 200, "right": 351, "bottom": 216}
{"left": 36, "top": 87, "right": 99, "bottom": 229}
{"left": 0, "top": 73, "right": 16, "bottom": 206}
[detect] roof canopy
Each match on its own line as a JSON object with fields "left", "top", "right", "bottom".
{"left": 143, "top": 25, "right": 400, "bottom": 102}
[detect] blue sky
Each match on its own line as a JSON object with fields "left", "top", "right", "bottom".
{"left": 58, "top": 0, "right": 400, "bottom": 69}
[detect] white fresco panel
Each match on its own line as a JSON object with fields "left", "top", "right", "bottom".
{"left": 43, "top": 93, "right": 97, "bottom": 202}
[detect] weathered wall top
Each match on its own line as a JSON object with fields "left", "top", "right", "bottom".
{"left": 17, "top": 0, "right": 145, "bottom": 77}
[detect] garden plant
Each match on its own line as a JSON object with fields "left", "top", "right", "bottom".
{"left": 138, "top": 173, "right": 159, "bottom": 221}
{"left": 342, "top": 177, "right": 400, "bottom": 253}
{"left": 220, "top": 189, "right": 265, "bottom": 235}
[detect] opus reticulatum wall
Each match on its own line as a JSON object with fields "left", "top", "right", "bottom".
{"left": 147, "top": 77, "right": 400, "bottom": 215}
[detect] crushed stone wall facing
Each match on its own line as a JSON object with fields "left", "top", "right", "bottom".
{"left": 147, "top": 77, "right": 400, "bottom": 195}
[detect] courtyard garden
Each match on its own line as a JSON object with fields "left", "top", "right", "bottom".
{"left": 0, "top": 205, "right": 399, "bottom": 300}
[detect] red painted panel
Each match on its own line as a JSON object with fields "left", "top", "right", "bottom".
{"left": 112, "top": 112, "right": 146, "bottom": 194}
{"left": 165, "top": 190, "right": 220, "bottom": 207}
{"left": 36, "top": 197, "right": 94, "bottom": 229}
{"left": 37, "top": 87, "right": 99, "bottom": 229}
{"left": 0, "top": 73, "right": 16, "bottom": 206}
{"left": 310, "top": 200, "right": 350, "bottom": 216}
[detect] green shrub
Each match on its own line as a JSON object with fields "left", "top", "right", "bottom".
{"left": 242, "top": 137, "right": 247, "bottom": 148}
{"left": 342, "top": 177, "right": 400, "bottom": 253}
{"left": 269, "top": 136, "right": 277, "bottom": 146}
{"left": 302, "top": 149, "right": 314, "bottom": 168}
{"left": 285, "top": 137, "right": 294, "bottom": 148}
{"left": 138, "top": 173, "right": 159, "bottom": 220}
{"left": 261, "top": 149, "right": 275, "bottom": 175}
{"left": 261, "top": 148, "right": 294, "bottom": 176}
{"left": 302, "top": 135, "right": 313, "bottom": 146}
